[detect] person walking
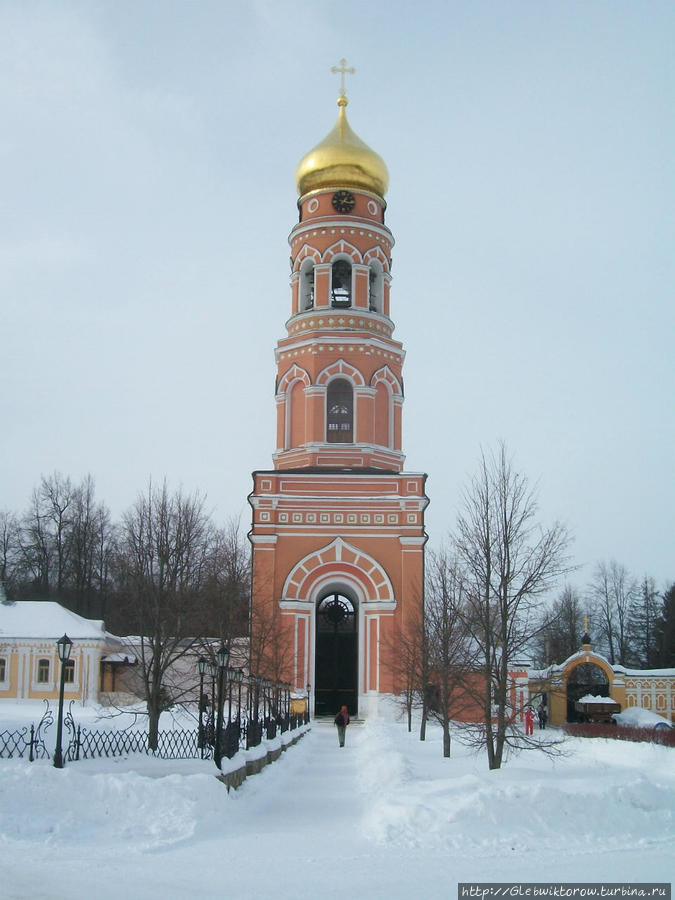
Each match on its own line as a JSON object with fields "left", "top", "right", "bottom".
{"left": 525, "top": 706, "right": 535, "bottom": 736}
{"left": 334, "top": 704, "right": 350, "bottom": 747}
{"left": 538, "top": 705, "right": 548, "bottom": 730}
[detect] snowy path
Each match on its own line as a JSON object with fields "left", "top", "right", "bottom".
{"left": 2, "top": 718, "right": 673, "bottom": 899}
{"left": 214, "top": 722, "right": 370, "bottom": 870}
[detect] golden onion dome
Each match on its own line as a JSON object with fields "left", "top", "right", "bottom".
{"left": 295, "top": 96, "right": 389, "bottom": 199}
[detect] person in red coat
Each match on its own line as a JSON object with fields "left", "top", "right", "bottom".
{"left": 334, "top": 704, "right": 350, "bottom": 747}
{"left": 525, "top": 706, "right": 535, "bottom": 735}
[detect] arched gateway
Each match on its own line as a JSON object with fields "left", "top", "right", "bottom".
{"left": 529, "top": 641, "right": 636, "bottom": 727}
{"left": 315, "top": 591, "right": 357, "bottom": 715}
{"left": 566, "top": 662, "right": 610, "bottom": 722}
{"left": 248, "top": 76, "right": 428, "bottom": 719}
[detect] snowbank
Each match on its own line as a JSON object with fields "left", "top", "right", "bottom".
{"left": 613, "top": 707, "right": 673, "bottom": 729}
{"left": 357, "top": 720, "right": 674, "bottom": 855}
{"left": 0, "top": 718, "right": 673, "bottom": 898}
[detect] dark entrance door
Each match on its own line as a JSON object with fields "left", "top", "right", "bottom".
{"left": 315, "top": 592, "right": 358, "bottom": 717}
{"left": 566, "top": 663, "right": 609, "bottom": 722}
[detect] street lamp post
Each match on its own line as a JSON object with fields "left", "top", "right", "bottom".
{"left": 197, "top": 656, "right": 208, "bottom": 754}
{"left": 234, "top": 668, "right": 243, "bottom": 748}
{"left": 281, "top": 682, "right": 289, "bottom": 731}
{"left": 246, "top": 674, "right": 253, "bottom": 749}
{"left": 235, "top": 668, "right": 243, "bottom": 721}
{"left": 253, "top": 676, "right": 262, "bottom": 746}
{"left": 264, "top": 678, "right": 272, "bottom": 739}
{"left": 53, "top": 634, "right": 73, "bottom": 768}
{"left": 208, "top": 662, "right": 217, "bottom": 745}
{"left": 227, "top": 667, "right": 234, "bottom": 724}
{"left": 214, "top": 643, "right": 230, "bottom": 770}
{"left": 306, "top": 682, "right": 311, "bottom": 723}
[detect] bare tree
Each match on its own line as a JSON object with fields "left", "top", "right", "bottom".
{"left": 40, "top": 472, "right": 76, "bottom": 594}
{"left": 113, "top": 481, "right": 214, "bottom": 750}
{"left": 589, "top": 560, "right": 638, "bottom": 664}
{"left": 424, "top": 549, "right": 475, "bottom": 757}
{"left": 454, "top": 444, "right": 571, "bottom": 770}
{"left": 68, "top": 475, "right": 114, "bottom": 617}
{"left": 0, "top": 510, "right": 21, "bottom": 597}
{"left": 10, "top": 474, "right": 114, "bottom": 615}
{"left": 385, "top": 588, "right": 427, "bottom": 734}
{"left": 17, "top": 486, "right": 54, "bottom": 595}
{"left": 197, "top": 517, "right": 250, "bottom": 642}
{"left": 535, "top": 585, "right": 584, "bottom": 666}
{"left": 248, "top": 585, "right": 294, "bottom": 684}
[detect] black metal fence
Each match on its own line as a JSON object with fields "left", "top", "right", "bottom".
{"left": 66, "top": 725, "right": 201, "bottom": 761}
{"left": 0, "top": 723, "right": 51, "bottom": 760}
{"left": 199, "top": 670, "right": 305, "bottom": 764}
{"left": 0, "top": 700, "right": 53, "bottom": 760}
{"left": 1, "top": 682, "right": 308, "bottom": 765}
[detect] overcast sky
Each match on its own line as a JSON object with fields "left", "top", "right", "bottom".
{"left": 2, "top": 1, "right": 673, "bottom": 591}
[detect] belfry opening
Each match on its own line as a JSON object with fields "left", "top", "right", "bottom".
{"left": 248, "top": 63, "right": 428, "bottom": 720}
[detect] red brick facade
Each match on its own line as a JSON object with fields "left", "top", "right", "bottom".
{"left": 249, "top": 114, "right": 428, "bottom": 717}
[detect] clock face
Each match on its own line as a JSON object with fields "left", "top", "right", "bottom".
{"left": 332, "top": 190, "right": 356, "bottom": 213}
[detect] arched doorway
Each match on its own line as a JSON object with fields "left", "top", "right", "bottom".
{"left": 566, "top": 663, "right": 610, "bottom": 722}
{"left": 315, "top": 591, "right": 358, "bottom": 717}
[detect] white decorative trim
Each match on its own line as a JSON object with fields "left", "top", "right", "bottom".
{"left": 279, "top": 600, "right": 314, "bottom": 613}
{"left": 281, "top": 536, "right": 395, "bottom": 605}
{"left": 291, "top": 218, "right": 393, "bottom": 249}
{"left": 316, "top": 358, "right": 366, "bottom": 388}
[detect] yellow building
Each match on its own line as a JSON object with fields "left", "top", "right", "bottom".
{"left": 529, "top": 634, "right": 675, "bottom": 726}
{"left": 0, "top": 601, "right": 109, "bottom": 705}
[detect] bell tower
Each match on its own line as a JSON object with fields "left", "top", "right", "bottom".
{"left": 249, "top": 64, "right": 428, "bottom": 718}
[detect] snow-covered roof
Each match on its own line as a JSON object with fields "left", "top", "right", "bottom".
{"left": 611, "top": 663, "right": 675, "bottom": 677}
{"left": 101, "top": 652, "right": 137, "bottom": 664}
{"left": 529, "top": 647, "right": 675, "bottom": 680}
{"left": 577, "top": 694, "right": 618, "bottom": 704}
{"left": 530, "top": 648, "right": 613, "bottom": 680}
{"left": 0, "top": 600, "right": 106, "bottom": 640}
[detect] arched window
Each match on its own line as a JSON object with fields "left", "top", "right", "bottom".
{"left": 326, "top": 378, "right": 353, "bottom": 443}
{"left": 331, "top": 259, "right": 352, "bottom": 308}
{"left": 368, "top": 261, "right": 384, "bottom": 313}
{"left": 299, "top": 258, "right": 314, "bottom": 311}
{"left": 288, "top": 379, "right": 306, "bottom": 448}
{"left": 374, "top": 381, "right": 390, "bottom": 447}
{"left": 317, "top": 593, "right": 356, "bottom": 634}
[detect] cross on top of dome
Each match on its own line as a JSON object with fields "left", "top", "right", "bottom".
{"left": 331, "top": 58, "right": 355, "bottom": 102}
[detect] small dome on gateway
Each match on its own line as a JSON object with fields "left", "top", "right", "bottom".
{"left": 294, "top": 94, "right": 389, "bottom": 199}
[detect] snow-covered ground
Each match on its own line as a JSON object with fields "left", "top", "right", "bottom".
{"left": 1, "top": 706, "right": 673, "bottom": 899}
